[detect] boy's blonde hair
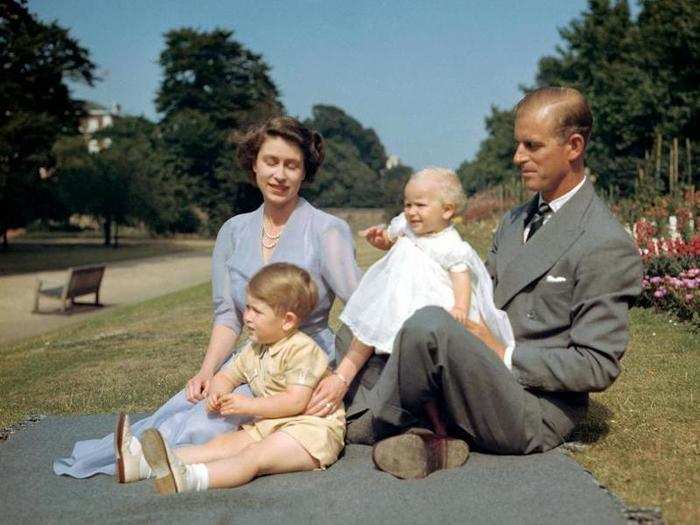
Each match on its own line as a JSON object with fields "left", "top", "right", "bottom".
{"left": 410, "top": 167, "right": 467, "bottom": 214}
{"left": 247, "top": 263, "right": 318, "bottom": 322}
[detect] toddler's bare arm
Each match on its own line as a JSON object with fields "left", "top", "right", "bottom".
{"left": 449, "top": 270, "right": 471, "bottom": 326}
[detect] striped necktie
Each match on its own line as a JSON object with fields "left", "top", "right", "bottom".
{"left": 526, "top": 202, "right": 552, "bottom": 241}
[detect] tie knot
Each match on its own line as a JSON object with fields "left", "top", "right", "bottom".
{"left": 536, "top": 202, "right": 552, "bottom": 217}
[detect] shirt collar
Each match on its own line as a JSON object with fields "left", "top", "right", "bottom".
{"left": 253, "top": 330, "right": 298, "bottom": 357}
{"left": 539, "top": 176, "right": 586, "bottom": 213}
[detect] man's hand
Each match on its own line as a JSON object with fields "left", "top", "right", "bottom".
{"left": 449, "top": 306, "right": 469, "bottom": 327}
{"left": 359, "top": 225, "right": 393, "bottom": 251}
{"left": 305, "top": 374, "right": 347, "bottom": 417}
{"left": 463, "top": 314, "right": 506, "bottom": 360}
{"left": 218, "top": 393, "right": 252, "bottom": 416}
{"left": 186, "top": 372, "right": 212, "bottom": 403}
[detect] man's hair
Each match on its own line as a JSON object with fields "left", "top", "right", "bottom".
{"left": 234, "top": 116, "right": 325, "bottom": 185}
{"left": 247, "top": 262, "right": 318, "bottom": 322}
{"left": 410, "top": 167, "right": 467, "bottom": 214}
{"left": 515, "top": 86, "right": 593, "bottom": 145}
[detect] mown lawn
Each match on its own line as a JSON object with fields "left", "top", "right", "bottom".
{"left": 0, "top": 221, "right": 697, "bottom": 523}
{"left": 0, "top": 237, "right": 212, "bottom": 276}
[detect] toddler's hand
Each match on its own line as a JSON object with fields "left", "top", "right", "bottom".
{"left": 206, "top": 392, "right": 223, "bottom": 413}
{"left": 450, "top": 306, "right": 469, "bottom": 327}
{"left": 359, "top": 225, "right": 393, "bottom": 251}
{"left": 218, "top": 393, "right": 250, "bottom": 416}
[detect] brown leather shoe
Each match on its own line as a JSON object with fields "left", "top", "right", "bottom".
{"left": 372, "top": 428, "right": 469, "bottom": 479}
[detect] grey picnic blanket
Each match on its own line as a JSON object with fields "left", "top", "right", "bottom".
{"left": 0, "top": 414, "right": 626, "bottom": 524}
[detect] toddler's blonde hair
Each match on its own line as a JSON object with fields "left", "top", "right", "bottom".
{"left": 410, "top": 167, "right": 467, "bottom": 215}
{"left": 247, "top": 263, "right": 318, "bottom": 322}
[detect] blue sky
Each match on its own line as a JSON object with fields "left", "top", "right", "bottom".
{"left": 29, "top": 0, "right": 594, "bottom": 169}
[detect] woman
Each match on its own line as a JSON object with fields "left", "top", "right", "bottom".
{"left": 54, "top": 116, "right": 362, "bottom": 478}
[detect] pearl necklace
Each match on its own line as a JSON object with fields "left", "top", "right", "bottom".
{"left": 261, "top": 214, "right": 285, "bottom": 249}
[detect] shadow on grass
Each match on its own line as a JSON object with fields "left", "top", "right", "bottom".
{"left": 569, "top": 400, "right": 612, "bottom": 444}
{"left": 0, "top": 240, "right": 203, "bottom": 276}
{"left": 32, "top": 303, "right": 108, "bottom": 317}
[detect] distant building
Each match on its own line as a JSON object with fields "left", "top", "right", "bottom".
{"left": 78, "top": 101, "right": 121, "bottom": 153}
{"left": 385, "top": 154, "right": 400, "bottom": 170}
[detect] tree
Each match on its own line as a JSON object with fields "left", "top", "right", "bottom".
{"left": 0, "top": 0, "right": 96, "bottom": 246}
{"left": 302, "top": 138, "right": 384, "bottom": 207}
{"left": 636, "top": 0, "right": 700, "bottom": 143}
{"left": 380, "top": 164, "right": 413, "bottom": 220}
{"left": 155, "top": 28, "right": 283, "bottom": 230}
{"left": 456, "top": 107, "right": 517, "bottom": 196}
{"left": 457, "top": 0, "right": 699, "bottom": 197}
{"left": 301, "top": 104, "right": 390, "bottom": 208}
{"left": 533, "top": 0, "right": 655, "bottom": 194}
{"left": 55, "top": 116, "right": 181, "bottom": 245}
{"left": 156, "top": 28, "right": 281, "bottom": 130}
{"left": 308, "top": 105, "right": 387, "bottom": 172}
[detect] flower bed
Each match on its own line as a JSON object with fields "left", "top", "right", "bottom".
{"left": 633, "top": 217, "right": 700, "bottom": 328}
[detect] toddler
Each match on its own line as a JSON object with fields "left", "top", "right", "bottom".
{"left": 341, "top": 167, "right": 514, "bottom": 365}
{"left": 115, "top": 263, "right": 345, "bottom": 494}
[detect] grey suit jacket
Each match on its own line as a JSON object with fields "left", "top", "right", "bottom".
{"left": 486, "top": 179, "right": 642, "bottom": 400}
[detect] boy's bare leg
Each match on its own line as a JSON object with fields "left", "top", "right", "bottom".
{"left": 175, "top": 429, "right": 255, "bottom": 464}
{"left": 206, "top": 431, "right": 319, "bottom": 489}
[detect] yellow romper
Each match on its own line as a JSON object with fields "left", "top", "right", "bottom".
{"left": 220, "top": 331, "right": 346, "bottom": 468}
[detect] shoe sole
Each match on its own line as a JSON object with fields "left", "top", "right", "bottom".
{"left": 372, "top": 434, "right": 469, "bottom": 480}
{"left": 373, "top": 434, "right": 428, "bottom": 479}
{"left": 114, "top": 412, "right": 126, "bottom": 484}
{"left": 141, "top": 429, "right": 179, "bottom": 495}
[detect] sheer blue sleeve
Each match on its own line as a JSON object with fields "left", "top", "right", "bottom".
{"left": 211, "top": 219, "right": 241, "bottom": 334}
{"left": 319, "top": 218, "right": 362, "bottom": 304}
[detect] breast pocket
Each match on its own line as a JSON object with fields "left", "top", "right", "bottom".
{"left": 537, "top": 279, "right": 574, "bottom": 327}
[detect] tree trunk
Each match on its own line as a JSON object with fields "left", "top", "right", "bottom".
{"left": 103, "top": 217, "right": 112, "bottom": 246}
{"left": 2, "top": 229, "right": 7, "bottom": 250}
{"left": 114, "top": 221, "right": 119, "bottom": 249}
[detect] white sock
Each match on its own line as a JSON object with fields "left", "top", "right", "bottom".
{"left": 138, "top": 452, "right": 153, "bottom": 479}
{"left": 184, "top": 463, "right": 210, "bottom": 492}
{"left": 128, "top": 436, "right": 153, "bottom": 479}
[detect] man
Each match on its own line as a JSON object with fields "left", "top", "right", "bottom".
{"left": 343, "top": 87, "right": 642, "bottom": 478}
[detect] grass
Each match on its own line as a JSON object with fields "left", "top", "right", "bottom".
{"left": 0, "top": 237, "right": 213, "bottom": 276}
{"left": 0, "top": 220, "right": 697, "bottom": 523}
{"left": 571, "top": 308, "right": 699, "bottom": 524}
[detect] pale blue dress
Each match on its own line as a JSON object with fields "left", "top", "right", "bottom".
{"left": 53, "top": 198, "right": 361, "bottom": 477}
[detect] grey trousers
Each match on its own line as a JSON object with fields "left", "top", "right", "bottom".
{"left": 343, "top": 306, "right": 584, "bottom": 454}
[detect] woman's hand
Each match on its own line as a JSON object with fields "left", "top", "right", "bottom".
{"left": 305, "top": 374, "right": 347, "bottom": 417}
{"left": 359, "top": 225, "right": 393, "bottom": 251}
{"left": 186, "top": 371, "right": 212, "bottom": 403}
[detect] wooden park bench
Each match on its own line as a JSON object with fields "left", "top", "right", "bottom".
{"left": 33, "top": 264, "right": 106, "bottom": 313}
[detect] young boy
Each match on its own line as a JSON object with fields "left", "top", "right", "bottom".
{"left": 116, "top": 263, "right": 345, "bottom": 494}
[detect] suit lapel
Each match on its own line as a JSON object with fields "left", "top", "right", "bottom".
{"left": 494, "top": 180, "right": 594, "bottom": 309}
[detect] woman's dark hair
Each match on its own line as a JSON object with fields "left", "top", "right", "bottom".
{"left": 235, "top": 116, "right": 325, "bottom": 184}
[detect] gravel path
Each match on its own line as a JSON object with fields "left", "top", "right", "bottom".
{"left": 0, "top": 249, "right": 212, "bottom": 345}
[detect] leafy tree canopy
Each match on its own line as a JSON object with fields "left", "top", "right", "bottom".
{"left": 308, "top": 105, "right": 388, "bottom": 172}
{"left": 0, "top": 0, "right": 96, "bottom": 245}
{"left": 155, "top": 27, "right": 283, "bottom": 230}
{"left": 55, "top": 116, "right": 184, "bottom": 245}
{"left": 460, "top": 0, "right": 699, "bottom": 198}
{"left": 156, "top": 27, "right": 282, "bottom": 131}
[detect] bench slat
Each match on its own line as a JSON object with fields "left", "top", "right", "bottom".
{"left": 34, "top": 264, "right": 106, "bottom": 312}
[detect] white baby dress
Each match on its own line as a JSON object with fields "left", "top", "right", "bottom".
{"left": 340, "top": 213, "right": 514, "bottom": 361}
